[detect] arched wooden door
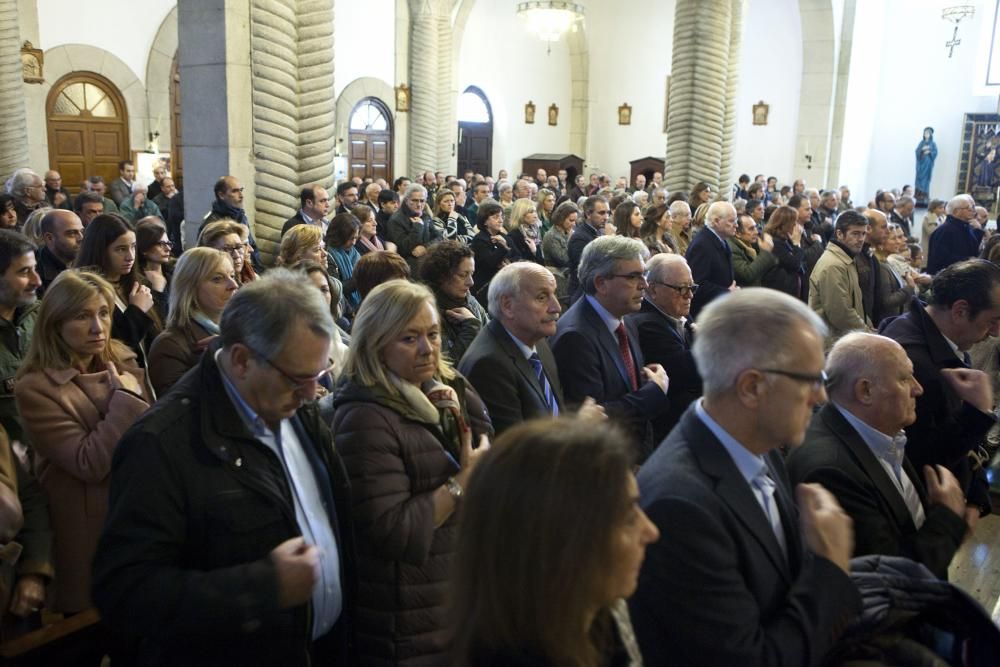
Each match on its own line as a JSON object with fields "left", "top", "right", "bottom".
{"left": 170, "top": 55, "right": 184, "bottom": 188}
{"left": 457, "top": 86, "right": 492, "bottom": 177}
{"left": 348, "top": 98, "right": 392, "bottom": 181}
{"left": 46, "top": 73, "right": 129, "bottom": 194}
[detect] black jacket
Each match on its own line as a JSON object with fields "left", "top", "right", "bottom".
{"left": 35, "top": 246, "right": 66, "bottom": 297}
{"left": 93, "top": 350, "right": 356, "bottom": 666}
{"left": 566, "top": 222, "right": 601, "bottom": 302}
{"left": 879, "top": 297, "right": 995, "bottom": 513}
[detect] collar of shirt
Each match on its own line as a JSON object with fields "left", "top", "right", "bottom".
{"left": 215, "top": 348, "right": 277, "bottom": 441}
{"left": 706, "top": 225, "right": 725, "bottom": 246}
{"left": 938, "top": 330, "right": 964, "bottom": 362}
{"left": 644, "top": 297, "right": 686, "bottom": 332}
{"left": 501, "top": 324, "right": 536, "bottom": 360}
{"left": 833, "top": 401, "right": 907, "bottom": 475}
{"left": 695, "top": 398, "right": 767, "bottom": 485}
{"left": 585, "top": 294, "right": 622, "bottom": 337}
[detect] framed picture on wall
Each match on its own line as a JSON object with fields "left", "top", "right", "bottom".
{"left": 957, "top": 113, "right": 1000, "bottom": 213}
{"left": 618, "top": 103, "right": 632, "bottom": 126}
{"left": 395, "top": 84, "right": 410, "bottom": 112}
{"left": 752, "top": 101, "right": 769, "bottom": 126}
{"left": 548, "top": 104, "right": 558, "bottom": 126}
{"left": 21, "top": 41, "right": 43, "bottom": 84}
{"left": 525, "top": 101, "right": 536, "bottom": 124}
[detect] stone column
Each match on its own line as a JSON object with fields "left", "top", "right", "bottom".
{"left": 408, "top": 0, "right": 451, "bottom": 176}
{"left": 178, "top": 0, "right": 255, "bottom": 251}
{"left": 664, "top": 0, "right": 744, "bottom": 195}
{"left": 0, "top": 0, "right": 29, "bottom": 181}
{"left": 718, "top": 0, "right": 743, "bottom": 196}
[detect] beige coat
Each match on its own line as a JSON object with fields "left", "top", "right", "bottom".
{"left": 14, "top": 360, "right": 149, "bottom": 612}
{"left": 809, "top": 242, "right": 872, "bottom": 344}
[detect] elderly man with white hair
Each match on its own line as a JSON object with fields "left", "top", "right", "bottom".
{"left": 9, "top": 169, "right": 46, "bottom": 225}
{"left": 685, "top": 201, "right": 739, "bottom": 319}
{"left": 787, "top": 332, "right": 969, "bottom": 580}
{"left": 669, "top": 200, "right": 694, "bottom": 255}
{"left": 926, "top": 194, "right": 982, "bottom": 274}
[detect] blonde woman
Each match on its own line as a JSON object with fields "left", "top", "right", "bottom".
{"left": 276, "top": 223, "right": 327, "bottom": 269}
{"left": 332, "top": 279, "right": 493, "bottom": 665}
{"left": 199, "top": 219, "right": 258, "bottom": 285}
{"left": 507, "top": 198, "right": 544, "bottom": 263}
{"left": 15, "top": 270, "right": 149, "bottom": 613}
{"left": 147, "top": 248, "right": 238, "bottom": 395}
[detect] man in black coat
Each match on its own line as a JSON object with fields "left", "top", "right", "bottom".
{"left": 565, "top": 195, "right": 609, "bottom": 302}
{"left": 627, "top": 254, "right": 701, "bottom": 441}
{"left": 879, "top": 259, "right": 1000, "bottom": 521}
{"left": 459, "top": 263, "right": 568, "bottom": 435}
{"left": 685, "top": 201, "right": 737, "bottom": 319}
{"left": 552, "top": 236, "right": 668, "bottom": 462}
{"left": 93, "top": 270, "right": 355, "bottom": 666}
{"left": 788, "top": 332, "right": 969, "bottom": 579}
{"left": 926, "top": 194, "right": 984, "bottom": 274}
{"left": 280, "top": 184, "right": 331, "bottom": 238}
{"left": 629, "top": 288, "right": 860, "bottom": 666}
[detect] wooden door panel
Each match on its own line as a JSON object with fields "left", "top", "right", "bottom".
{"left": 54, "top": 127, "right": 85, "bottom": 156}
{"left": 92, "top": 129, "right": 122, "bottom": 157}
{"left": 59, "top": 162, "right": 86, "bottom": 188}
{"left": 458, "top": 122, "right": 492, "bottom": 177}
{"left": 370, "top": 137, "right": 388, "bottom": 161}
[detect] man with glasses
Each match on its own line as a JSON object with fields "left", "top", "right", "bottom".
{"left": 552, "top": 236, "right": 669, "bottom": 463}
{"left": 94, "top": 269, "right": 355, "bottom": 664}
{"left": 686, "top": 201, "right": 739, "bottom": 320}
{"left": 9, "top": 170, "right": 46, "bottom": 226}
{"left": 630, "top": 288, "right": 860, "bottom": 666}
{"left": 281, "top": 185, "right": 332, "bottom": 237}
{"left": 387, "top": 183, "right": 443, "bottom": 273}
{"left": 566, "top": 195, "right": 611, "bottom": 302}
{"left": 42, "top": 170, "right": 72, "bottom": 210}
{"left": 926, "top": 194, "right": 983, "bottom": 274}
{"left": 629, "top": 254, "right": 702, "bottom": 440}
{"left": 787, "top": 333, "right": 969, "bottom": 579}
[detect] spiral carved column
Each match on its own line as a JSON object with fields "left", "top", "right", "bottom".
{"left": 665, "top": 0, "right": 743, "bottom": 196}
{"left": 718, "top": 0, "right": 744, "bottom": 196}
{"left": 0, "top": 0, "right": 28, "bottom": 182}
{"left": 408, "top": 0, "right": 451, "bottom": 176}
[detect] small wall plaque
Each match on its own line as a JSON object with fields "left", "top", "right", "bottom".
{"left": 395, "top": 84, "right": 410, "bottom": 112}
{"left": 548, "top": 103, "right": 558, "bottom": 126}
{"left": 618, "top": 103, "right": 632, "bottom": 126}
{"left": 21, "top": 41, "right": 43, "bottom": 84}
{"left": 752, "top": 100, "right": 769, "bottom": 126}
{"left": 525, "top": 101, "right": 536, "bottom": 124}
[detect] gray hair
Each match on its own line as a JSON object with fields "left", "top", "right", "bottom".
{"left": 946, "top": 194, "right": 974, "bottom": 215}
{"left": 897, "top": 195, "right": 914, "bottom": 208}
{"left": 220, "top": 267, "right": 334, "bottom": 360}
{"left": 692, "top": 288, "right": 827, "bottom": 397}
{"left": 669, "top": 201, "right": 692, "bottom": 218}
{"left": 488, "top": 263, "right": 553, "bottom": 319}
{"left": 632, "top": 190, "right": 649, "bottom": 205}
{"left": 498, "top": 181, "right": 513, "bottom": 194}
{"left": 805, "top": 188, "right": 819, "bottom": 198}
{"left": 825, "top": 332, "right": 892, "bottom": 401}
{"left": 705, "top": 201, "right": 735, "bottom": 230}
{"left": 403, "top": 183, "right": 427, "bottom": 203}
{"left": 646, "top": 253, "right": 689, "bottom": 284}
{"left": 10, "top": 169, "right": 39, "bottom": 199}
{"left": 578, "top": 236, "right": 649, "bottom": 295}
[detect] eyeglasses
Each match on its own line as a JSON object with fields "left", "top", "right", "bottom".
{"left": 608, "top": 272, "right": 648, "bottom": 285}
{"left": 758, "top": 368, "right": 828, "bottom": 391}
{"left": 247, "top": 345, "right": 336, "bottom": 391}
{"left": 218, "top": 245, "right": 245, "bottom": 255}
{"left": 652, "top": 281, "right": 699, "bottom": 296}
{"left": 156, "top": 241, "right": 173, "bottom": 249}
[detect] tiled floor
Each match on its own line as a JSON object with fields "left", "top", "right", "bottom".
{"left": 949, "top": 514, "right": 1000, "bottom": 624}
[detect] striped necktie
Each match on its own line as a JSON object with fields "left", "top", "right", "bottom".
{"left": 529, "top": 353, "right": 559, "bottom": 416}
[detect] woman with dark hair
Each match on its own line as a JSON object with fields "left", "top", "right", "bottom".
{"left": 15, "top": 270, "right": 150, "bottom": 614}
{"left": 420, "top": 240, "right": 490, "bottom": 364}
{"left": 451, "top": 418, "right": 658, "bottom": 666}
{"left": 432, "top": 188, "right": 474, "bottom": 245}
{"left": 0, "top": 193, "right": 17, "bottom": 229}
{"left": 613, "top": 201, "right": 642, "bottom": 240}
{"left": 136, "top": 217, "right": 173, "bottom": 320}
{"left": 688, "top": 182, "right": 712, "bottom": 212}
{"left": 354, "top": 204, "right": 390, "bottom": 256}
{"left": 75, "top": 214, "right": 162, "bottom": 374}
{"left": 354, "top": 250, "right": 411, "bottom": 301}
{"left": 760, "top": 205, "right": 807, "bottom": 300}
{"left": 541, "top": 201, "right": 578, "bottom": 270}
{"left": 639, "top": 204, "right": 676, "bottom": 255}
{"left": 332, "top": 279, "right": 493, "bottom": 666}
{"left": 470, "top": 200, "right": 510, "bottom": 297}
{"left": 325, "top": 213, "right": 362, "bottom": 312}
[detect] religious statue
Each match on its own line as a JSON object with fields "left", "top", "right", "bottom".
{"left": 914, "top": 126, "right": 937, "bottom": 206}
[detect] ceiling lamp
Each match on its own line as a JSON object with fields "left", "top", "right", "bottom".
{"left": 516, "top": 1, "right": 585, "bottom": 45}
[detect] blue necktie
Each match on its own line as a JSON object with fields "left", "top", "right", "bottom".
{"left": 529, "top": 353, "right": 559, "bottom": 416}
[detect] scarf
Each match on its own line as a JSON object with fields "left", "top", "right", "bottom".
{"left": 358, "top": 234, "right": 384, "bottom": 253}
{"left": 732, "top": 236, "right": 757, "bottom": 259}
{"left": 191, "top": 311, "right": 221, "bottom": 335}
{"left": 329, "top": 246, "right": 361, "bottom": 309}
{"left": 211, "top": 199, "right": 250, "bottom": 228}
{"left": 388, "top": 373, "right": 464, "bottom": 460}
{"left": 433, "top": 287, "right": 472, "bottom": 312}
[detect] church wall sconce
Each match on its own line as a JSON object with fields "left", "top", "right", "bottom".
{"left": 395, "top": 84, "right": 410, "bottom": 112}
{"left": 752, "top": 101, "right": 769, "bottom": 125}
{"left": 525, "top": 101, "right": 536, "bottom": 124}
{"left": 618, "top": 103, "right": 632, "bottom": 125}
{"left": 548, "top": 103, "right": 558, "bottom": 126}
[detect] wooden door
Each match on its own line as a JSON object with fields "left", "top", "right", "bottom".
{"left": 47, "top": 73, "right": 129, "bottom": 194}
{"left": 456, "top": 87, "right": 492, "bottom": 177}
{"left": 348, "top": 98, "right": 392, "bottom": 181}
{"left": 170, "top": 56, "right": 184, "bottom": 188}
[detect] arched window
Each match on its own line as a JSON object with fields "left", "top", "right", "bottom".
{"left": 46, "top": 72, "right": 129, "bottom": 194}
{"left": 348, "top": 97, "right": 393, "bottom": 181}
{"left": 457, "top": 86, "right": 493, "bottom": 177}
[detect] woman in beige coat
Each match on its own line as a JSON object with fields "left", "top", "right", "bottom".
{"left": 15, "top": 270, "right": 149, "bottom": 613}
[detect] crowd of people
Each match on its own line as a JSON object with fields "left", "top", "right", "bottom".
{"left": 0, "top": 159, "right": 998, "bottom": 665}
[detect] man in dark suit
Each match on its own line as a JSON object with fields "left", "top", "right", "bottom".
{"left": 565, "top": 195, "right": 610, "bottom": 302}
{"left": 926, "top": 194, "right": 984, "bottom": 274}
{"left": 879, "top": 258, "right": 999, "bottom": 521}
{"left": 627, "top": 254, "right": 701, "bottom": 441}
{"left": 108, "top": 159, "right": 135, "bottom": 206}
{"left": 552, "top": 236, "right": 668, "bottom": 462}
{"left": 333, "top": 181, "right": 359, "bottom": 215}
{"left": 281, "top": 184, "right": 331, "bottom": 238}
{"left": 459, "top": 263, "right": 604, "bottom": 434}
{"left": 787, "top": 332, "right": 969, "bottom": 579}
{"left": 685, "top": 201, "right": 737, "bottom": 319}
{"left": 630, "top": 288, "right": 860, "bottom": 666}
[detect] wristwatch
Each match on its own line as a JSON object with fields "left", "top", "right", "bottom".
{"left": 445, "top": 476, "right": 463, "bottom": 500}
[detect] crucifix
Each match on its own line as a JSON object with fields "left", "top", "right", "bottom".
{"left": 946, "top": 24, "right": 961, "bottom": 57}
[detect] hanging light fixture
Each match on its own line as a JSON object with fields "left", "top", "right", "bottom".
{"left": 516, "top": 1, "right": 585, "bottom": 44}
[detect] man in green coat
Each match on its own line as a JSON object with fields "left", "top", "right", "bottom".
{"left": 728, "top": 214, "right": 776, "bottom": 287}
{"left": 0, "top": 231, "right": 41, "bottom": 444}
